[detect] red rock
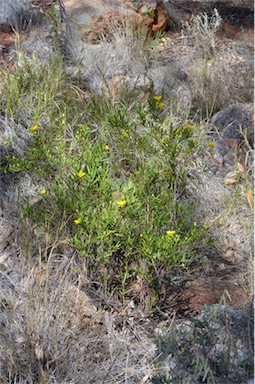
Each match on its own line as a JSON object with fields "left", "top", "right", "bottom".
{"left": 0, "top": 32, "right": 16, "bottom": 65}
{"left": 63, "top": 0, "right": 170, "bottom": 41}
{"left": 0, "top": 32, "right": 16, "bottom": 45}
{"left": 220, "top": 20, "right": 239, "bottom": 38}
{"left": 235, "top": 25, "right": 254, "bottom": 44}
{"left": 63, "top": 0, "right": 138, "bottom": 41}
{"left": 151, "top": 2, "right": 169, "bottom": 33}
{"left": 0, "top": 23, "right": 12, "bottom": 33}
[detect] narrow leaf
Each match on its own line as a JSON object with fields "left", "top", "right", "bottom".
{"left": 247, "top": 188, "right": 254, "bottom": 208}
{"left": 224, "top": 178, "right": 238, "bottom": 185}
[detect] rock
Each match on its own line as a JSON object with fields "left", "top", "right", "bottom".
{"left": 160, "top": 1, "right": 185, "bottom": 30}
{"left": 0, "top": 0, "right": 43, "bottom": 31}
{"left": 153, "top": 3, "right": 169, "bottom": 32}
{"left": 136, "top": 1, "right": 170, "bottom": 34}
{"left": 171, "top": 0, "right": 254, "bottom": 11}
{"left": 154, "top": 304, "right": 254, "bottom": 383}
{"left": 63, "top": 0, "right": 140, "bottom": 42}
{"left": 63, "top": 0, "right": 171, "bottom": 42}
{"left": 0, "top": 1, "right": 58, "bottom": 67}
{"left": 63, "top": 0, "right": 170, "bottom": 93}
{"left": 0, "top": 116, "right": 31, "bottom": 164}
{"left": 159, "top": 0, "right": 254, "bottom": 36}
{"left": 198, "top": 103, "right": 254, "bottom": 171}
{"left": 211, "top": 103, "right": 254, "bottom": 147}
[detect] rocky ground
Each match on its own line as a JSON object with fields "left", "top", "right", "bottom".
{"left": 0, "top": 1, "right": 254, "bottom": 383}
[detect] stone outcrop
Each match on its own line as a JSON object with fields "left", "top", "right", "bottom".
{"left": 0, "top": 116, "right": 31, "bottom": 163}
{"left": 171, "top": 0, "right": 253, "bottom": 10}
{"left": 63, "top": 0, "right": 172, "bottom": 42}
{"left": 211, "top": 103, "right": 254, "bottom": 148}
{"left": 159, "top": 0, "right": 254, "bottom": 34}
{"left": 63, "top": 0, "right": 141, "bottom": 42}
{"left": 0, "top": 0, "right": 44, "bottom": 32}
{"left": 62, "top": 0, "right": 254, "bottom": 46}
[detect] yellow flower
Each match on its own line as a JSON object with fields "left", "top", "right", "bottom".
{"left": 181, "top": 263, "right": 186, "bottom": 268}
{"left": 122, "top": 130, "right": 130, "bottom": 138}
{"left": 175, "top": 128, "right": 181, "bottom": 135}
{"left": 156, "top": 103, "right": 165, "bottom": 109}
{"left": 117, "top": 200, "right": 127, "bottom": 208}
{"left": 153, "top": 95, "right": 162, "bottom": 101}
{"left": 166, "top": 230, "right": 176, "bottom": 236}
{"left": 186, "top": 125, "right": 194, "bottom": 130}
{"left": 39, "top": 189, "right": 47, "bottom": 195}
{"left": 208, "top": 141, "right": 216, "bottom": 148}
{"left": 29, "top": 125, "right": 39, "bottom": 133}
{"left": 77, "top": 170, "right": 85, "bottom": 178}
{"left": 74, "top": 218, "right": 82, "bottom": 225}
{"left": 104, "top": 145, "right": 110, "bottom": 151}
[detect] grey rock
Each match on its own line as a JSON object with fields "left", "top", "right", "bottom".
{"left": 0, "top": 0, "right": 43, "bottom": 31}
{"left": 0, "top": 116, "right": 31, "bottom": 163}
{"left": 161, "top": 1, "right": 183, "bottom": 29}
{"left": 164, "top": 0, "right": 254, "bottom": 12}
{"left": 211, "top": 103, "right": 254, "bottom": 144}
{"left": 154, "top": 304, "right": 253, "bottom": 383}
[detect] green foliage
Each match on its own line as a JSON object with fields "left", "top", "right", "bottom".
{"left": 1, "top": 55, "right": 209, "bottom": 306}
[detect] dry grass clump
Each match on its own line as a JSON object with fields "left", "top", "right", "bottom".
{"left": 65, "top": 17, "right": 150, "bottom": 95}
{"left": 185, "top": 156, "right": 254, "bottom": 302}
{"left": 0, "top": 245, "right": 156, "bottom": 384}
{"left": 16, "top": 29, "right": 59, "bottom": 64}
{"left": 186, "top": 43, "right": 254, "bottom": 116}
{"left": 149, "top": 9, "right": 253, "bottom": 117}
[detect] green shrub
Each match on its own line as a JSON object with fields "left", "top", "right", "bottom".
{"left": 1, "top": 55, "right": 209, "bottom": 307}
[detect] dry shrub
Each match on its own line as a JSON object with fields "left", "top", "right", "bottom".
{"left": 178, "top": 9, "right": 254, "bottom": 116}
{"left": 186, "top": 45, "right": 254, "bottom": 116}
{"left": 182, "top": 9, "right": 222, "bottom": 58}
